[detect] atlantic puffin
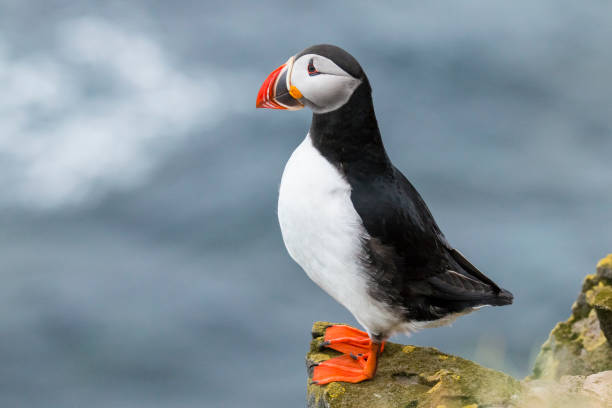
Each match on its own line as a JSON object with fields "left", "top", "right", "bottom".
{"left": 256, "top": 44, "right": 513, "bottom": 385}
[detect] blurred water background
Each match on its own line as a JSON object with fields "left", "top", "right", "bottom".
{"left": 1, "top": 1, "right": 611, "bottom": 407}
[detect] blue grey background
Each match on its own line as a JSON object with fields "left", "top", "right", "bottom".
{"left": 1, "top": 1, "right": 611, "bottom": 407}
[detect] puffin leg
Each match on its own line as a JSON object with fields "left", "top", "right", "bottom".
{"left": 312, "top": 341, "right": 382, "bottom": 385}
{"left": 319, "top": 325, "right": 385, "bottom": 355}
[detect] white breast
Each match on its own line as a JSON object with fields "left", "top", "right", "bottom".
{"left": 277, "top": 134, "right": 398, "bottom": 336}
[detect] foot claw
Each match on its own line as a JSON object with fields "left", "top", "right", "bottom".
{"left": 349, "top": 352, "right": 358, "bottom": 360}
{"left": 318, "top": 340, "right": 331, "bottom": 350}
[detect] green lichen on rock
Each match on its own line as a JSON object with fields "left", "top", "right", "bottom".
{"left": 531, "top": 254, "right": 612, "bottom": 380}
{"left": 306, "top": 322, "right": 520, "bottom": 408}
{"left": 596, "top": 254, "right": 612, "bottom": 280}
{"left": 589, "top": 285, "right": 612, "bottom": 311}
{"left": 588, "top": 284, "right": 612, "bottom": 343}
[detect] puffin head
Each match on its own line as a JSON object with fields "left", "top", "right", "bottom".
{"left": 256, "top": 44, "right": 366, "bottom": 114}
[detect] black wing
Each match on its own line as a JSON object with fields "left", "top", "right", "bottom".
{"left": 350, "top": 166, "right": 512, "bottom": 321}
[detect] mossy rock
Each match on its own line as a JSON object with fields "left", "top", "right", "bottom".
{"left": 306, "top": 322, "right": 521, "bottom": 408}
{"left": 596, "top": 254, "right": 612, "bottom": 281}
{"left": 588, "top": 285, "right": 612, "bottom": 343}
{"left": 531, "top": 255, "right": 612, "bottom": 380}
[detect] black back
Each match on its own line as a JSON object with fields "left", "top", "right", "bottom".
{"left": 308, "top": 49, "right": 513, "bottom": 323}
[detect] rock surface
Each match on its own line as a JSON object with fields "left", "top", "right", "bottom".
{"left": 307, "top": 322, "right": 520, "bottom": 408}
{"left": 519, "top": 371, "right": 612, "bottom": 408}
{"left": 306, "top": 254, "right": 612, "bottom": 408}
{"left": 531, "top": 254, "right": 612, "bottom": 380}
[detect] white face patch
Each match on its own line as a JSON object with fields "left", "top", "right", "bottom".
{"left": 289, "top": 54, "right": 362, "bottom": 114}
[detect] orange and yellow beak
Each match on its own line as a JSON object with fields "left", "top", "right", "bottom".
{"left": 256, "top": 57, "right": 304, "bottom": 110}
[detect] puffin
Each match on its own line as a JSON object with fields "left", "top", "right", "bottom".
{"left": 256, "top": 44, "right": 513, "bottom": 385}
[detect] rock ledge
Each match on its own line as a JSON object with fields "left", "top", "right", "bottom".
{"left": 306, "top": 254, "right": 612, "bottom": 408}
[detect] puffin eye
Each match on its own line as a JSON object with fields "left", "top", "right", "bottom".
{"left": 307, "top": 59, "right": 320, "bottom": 76}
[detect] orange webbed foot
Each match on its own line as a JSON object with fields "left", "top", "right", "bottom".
{"left": 318, "top": 324, "right": 385, "bottom": 355}
{"left": 312, "top": 353, "right": 370, "bottom": 384}
{"left": 312, "top": 328, "right": 382, "bottom": 385}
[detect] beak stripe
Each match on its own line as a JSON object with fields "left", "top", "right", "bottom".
{"left": 286, "top": 56, "right": 295, "bottom": 90}
{"left": 256, "top": 63, "right": 288, "bottom": 109}
{"left": 256, "top": 56, "right": 304, "bottom": 110}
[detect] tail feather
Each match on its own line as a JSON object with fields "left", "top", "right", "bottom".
{"left": 488, "top": 288, "right": 513, "bottom": 306}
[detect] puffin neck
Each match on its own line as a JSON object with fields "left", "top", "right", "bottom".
{"left": 309, "top": 81, "right": 390, "bottom": 174}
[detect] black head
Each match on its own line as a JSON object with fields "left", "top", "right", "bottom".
{"left": 256, "top": 44, "right": 386, "bottom": 168}
{"left": 295, "top": 44, "right": 366, "bottom": 81}
{"left": 256, "top": 44, "right": 370, "bottom": 113}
